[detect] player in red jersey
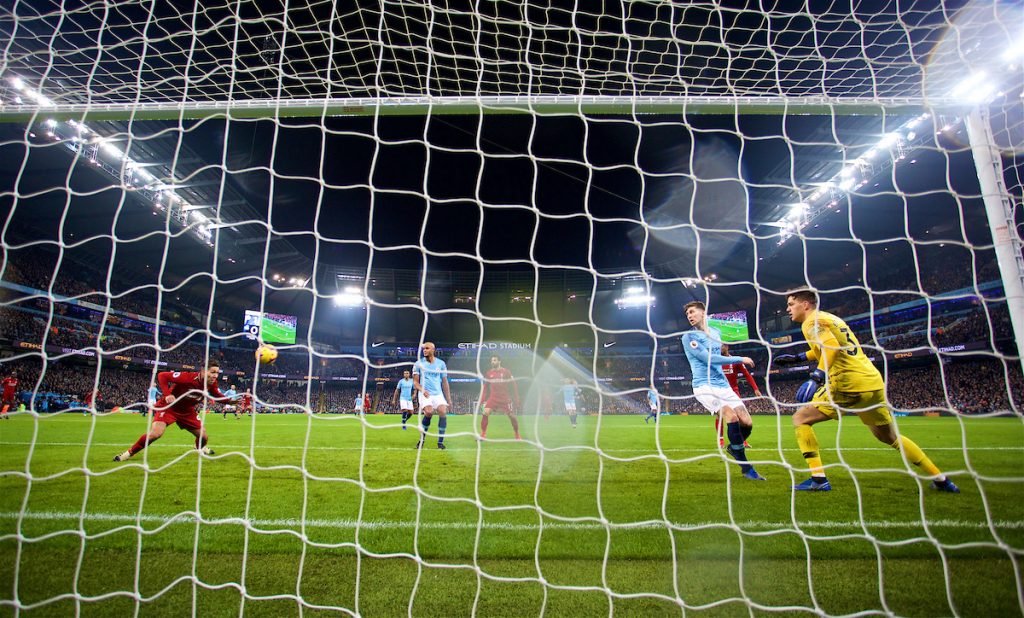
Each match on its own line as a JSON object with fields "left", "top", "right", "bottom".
{"left": 113, "top": 361, "right": 231, "bottom": 462}
{"left": 1, "top": 372, "right": 18, "bottom": 419}
{"left": 237, "top": 389, "right": 253, "bottom": 416}
{"left": 479, "top": 355, "right": 521, "bottom": 440}
{"left": 716, "top": 345, "right": 761, "bottom": 448}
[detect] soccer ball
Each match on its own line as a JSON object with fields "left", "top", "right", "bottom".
{"left": 256, "top": 344, "right": 278, "bottom": 364}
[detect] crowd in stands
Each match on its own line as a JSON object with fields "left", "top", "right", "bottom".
{"left": 2, "top": 240, "right": 1022, "bottom": 417}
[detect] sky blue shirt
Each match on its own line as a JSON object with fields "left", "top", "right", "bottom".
{"left": 147, "top": 386, "right": 161, "bottom": 404}
{"left": 561, "top": 385, "right": 577, "bottom": 405}
{"left": 414, "top": 358, "right": 447, "bottom": 394}
{"left": 682, "top": 328, "right": 744, "bottom": 389}
{"left": 648, "top": 389, "right": 659, "bottom": 406}
{"left": 223, "top": 388, "right": 237, "bottom": 400}
{"left": 397, "top": 377, "right": 415, "bottom": 401}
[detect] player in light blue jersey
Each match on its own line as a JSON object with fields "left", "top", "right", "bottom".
{"left": 644, "top": 387, "right": 659, "bottom": 423}
{"left": 147, "top": 384, "right": 162, "bottom": 416}
{"left": 682, "top": 301, "right": 765, "bottom": 481}
{"left": 392, "top": 370, "right": 416, "bottom": 430}
{"left": 413, "top": 342, "right": 453, "bottom": 449}
{"left": 561, "top": 378, "right": 579, "bottom": 428}
{"left": 221, "top": 384, "right": 239, "bottom": 419}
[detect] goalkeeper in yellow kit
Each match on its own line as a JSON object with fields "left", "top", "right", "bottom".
{"left": 775, "top": 290, "right": 959, "bottom": 493}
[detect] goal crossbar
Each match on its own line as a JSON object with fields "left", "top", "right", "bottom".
{"left": 0, "top": 96, "right": 966, "bottom": 122}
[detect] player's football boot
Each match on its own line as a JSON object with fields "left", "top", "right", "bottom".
{"left": 930, "top": 479, "right": 960, "bottom": 494}
{"left": 514, "top": 433, "right": 522, "bottom": 440}
{"left": 718, "top": 438, "right": 725, "bottom": 448}
{"left": 437, "top": 442, "right": 446, "bottom": 450}
{"left": 113, "top": 450, "right": 132, "bottom": 462}
{"left": 793, "top": 477, "right": 831, "bottom": 492}
{"left": 200, "top": 446, "right": 215, "bottom": 455}
{"left": 742, "top": 469, "right": 767, "bottom": 481}
{"left": 743, "top": 441, "right": 751, "bottom": 448}
{"left": 479, "top": 432, "right": 487, "bottom": 440}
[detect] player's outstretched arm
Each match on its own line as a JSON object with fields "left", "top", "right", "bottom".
{"left": 773, "top": 352, "right": 807, "bottom": 365}
{"left": 684, "top": 333, "right": 745, "bottom": 367}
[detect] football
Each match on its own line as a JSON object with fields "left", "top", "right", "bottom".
{"left": 256, "top": 344, "right": 278, "bottom": 364}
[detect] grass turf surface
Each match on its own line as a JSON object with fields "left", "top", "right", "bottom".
{"left": 1, "top": 412, "right": 1022, "bottom": 617}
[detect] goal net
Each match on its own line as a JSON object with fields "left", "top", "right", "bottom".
{"left": 1, "top": 1, "right": 1023, "bottom": 615}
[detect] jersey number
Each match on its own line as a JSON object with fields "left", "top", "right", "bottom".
{"left": 837, "top": 327, "right": 861, "bottom": 356}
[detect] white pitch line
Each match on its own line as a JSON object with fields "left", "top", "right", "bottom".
{"left": 0, "top": 440, "right": 1023, "bottom": 453}
{"left": 1, "top": 511, "right": 1022, "bottom": 531}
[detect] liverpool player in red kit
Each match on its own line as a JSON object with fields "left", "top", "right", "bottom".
{"left": 1, "top": 372, "right": 17, "bottom": 419}
{"left": 479, "top": 355, "right": 521, "bottom": 440}
{"left": 113, "top": 361, "right": 232, "bottom": 462}
{"left": 717, "top": 345, "right": 760, "bottom": 447}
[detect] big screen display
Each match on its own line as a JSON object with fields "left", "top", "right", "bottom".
{"left": 707, "top": 310, "right": 749, "bottom": 343}
{"left": 243, "top": 310, "right": 297, "bottom": 344}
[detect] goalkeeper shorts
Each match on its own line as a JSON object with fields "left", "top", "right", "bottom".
{"left": 811, "top": 387, "right": 893, "bottom": 426}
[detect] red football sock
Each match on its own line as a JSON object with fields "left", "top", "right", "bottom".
{"left": 714, "top": 416, "right": 721, "bottom": 437}
{"left": 480, "top": 415, "right": 489, "bottom": 434}
{"left": 195, "top": 434, "right": 208, "bottom": 449}
{"left": 129, "top": 433, "right": 157, "bottom": 456}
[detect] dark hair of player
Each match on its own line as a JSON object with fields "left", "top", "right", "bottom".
{"left": 787, "top": 289, "right": 819, "bottom": 306}
{"left": 683, "top": 301, "right": 706, "bottom": 313}
{"left": 207, "top": 359, "right": 220, "bottom": 369}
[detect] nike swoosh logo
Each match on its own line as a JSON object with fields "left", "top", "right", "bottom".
{"left": 371, "top": 342, "right": 384, "bottom": 348}
{"left": 603, "top": 342, "right": 616, "bottom": 348}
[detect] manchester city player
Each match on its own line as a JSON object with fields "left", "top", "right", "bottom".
{"left": 682, "top": 301, "right": 765, "bottom": 481}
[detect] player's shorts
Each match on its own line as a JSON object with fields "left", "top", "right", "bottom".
{"left": 153, "top": 407, "right": 203, "bottom": 432}
{"left": 224, "top": 404, "right": 236, "bottom": 411}
{"left": 484, "top": 400, "right": 513, "bottom": 413}
{"left": 564, "top": 402, "right": 577, "bottom": 412}
{"left": 693, "top": 385, "right": 744, "bottom": 415}
{"left": 399, "top": 399, "right": 414, "bottom": 411}
{"left": 649, "top": 404, "right": 659, "bottom": 412}
{"left": 418, "top": 392, "right": 448, "bottom": 410}
{"left": 811, "top": 387, "right": 893, "bottom": 426}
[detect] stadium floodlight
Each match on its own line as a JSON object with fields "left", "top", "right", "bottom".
{"left": 44, "top": 118, "right": 56, "bottom": 128}
{"left": 9, "top": 76, "right": 24, "bottom": 90}
{"left": 333, "top": 286, "right": 365, "bottom": 307}
{"left": 877, "top": 132, "right": 901, "bottom": 149}
{"left": 1002, "top": 39, "right": 1024, "bottom": 62}
{"left": 615, "top": 286, "right": 654, "bottom": 308}
{"left": 100, "top": 141, "right": 124, "bottom": 159}
{"left": 951, "top": 72, "right": 997, "bottom": 103}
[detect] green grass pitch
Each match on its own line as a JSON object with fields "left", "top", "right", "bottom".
{"left": 1, "top": 412, "right": 1022, "bottom": 617}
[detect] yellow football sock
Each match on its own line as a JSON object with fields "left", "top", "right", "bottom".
{"left": 795, "top": 424, "right": 825, "bottom": 477}
{"left": 891, "top": 436, "right": 942, "bottom": 477}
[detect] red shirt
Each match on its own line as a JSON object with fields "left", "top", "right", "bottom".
{"left": 84, "top": 390, "right": 99, "bottom": 406}
{"left": 2, "top": 377, "right": 18, "bottom": 399}
{"left": 239, "top": 393, "right": 253, "bottom": 407}
{"left": 482, "top": 367, "right": 519, "bottom": 406}
{"left": 157, "top": 371, "right": 229, "bottom": 414}
{"left": 722, "top": 363, "right": 759, "bottom": 398}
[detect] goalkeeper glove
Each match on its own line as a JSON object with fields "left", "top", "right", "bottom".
{"left": 774, "top": 352, "right": 807, "bottom": 365}
{"left": 795, "top": 369, "right": 825, "bottom": 403}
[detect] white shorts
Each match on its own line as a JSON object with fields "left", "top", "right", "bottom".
{"left": 399, "top": 399, "right": 414, "bottom": 411}
{"left": 650, "top": 404, "right": 659, "bottom": 412}
{"left": 224, "top": 405, "right": 236, "bottom": 411}
{"left": 565, "top": 402, "right": 577, "bottom": 412}
{"left": 693, "top": 385, "right": 744, "bottom": 415}
{"left": 418, "top": 392, "right": 448, "bottom": 410}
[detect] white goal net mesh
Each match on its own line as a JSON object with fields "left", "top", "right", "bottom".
{"left": 1, "top": 1, "right": 1023, "bottom": 616}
